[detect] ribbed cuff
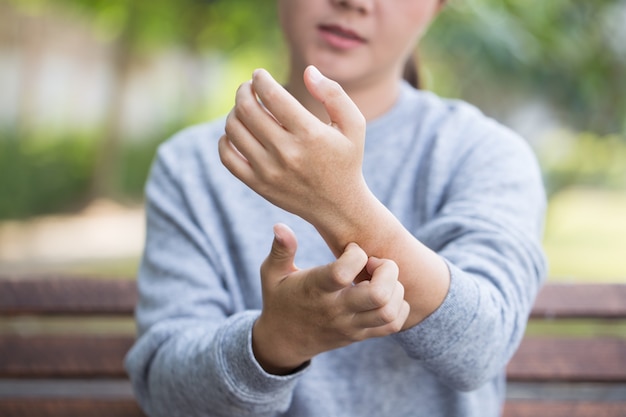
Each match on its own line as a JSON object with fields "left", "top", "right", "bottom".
{"left": 217, "top": 311, "right": 309, "bottom": 402}
{"left": 393, "top": 259, "right": 480, "bottom": 360}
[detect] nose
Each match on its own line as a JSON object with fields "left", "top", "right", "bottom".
{"left": 331, "top": 0, "right": 373, "bottom": 14}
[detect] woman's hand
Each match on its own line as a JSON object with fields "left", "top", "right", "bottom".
{"left": 219, "top": 66, "right": 371, "bottom": 229}
{"left": 252, "top": 224, "right": 410, "bottom": 375}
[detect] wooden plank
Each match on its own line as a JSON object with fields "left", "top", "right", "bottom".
{"left": 3, "top": 335, "right": 625, "bottom": 383}
{"left": 0, "top": 399, "right": 146, "bottom": 417}
{"left": 0, "top": 276, "right": 137, "bottom": 315}
{"left": 503, "top": 401, "right": 626, "bottom": 417}
{"left": 507, "top": 381, "right": 626, "bottom": 402}
{"left": 0, "top": 335, "right": 133, "bottom": 377}
{"left": 531, "top": 283, "right": 626, "bottom": 319}
{"left": 0, "top": 379, "right": 135, "bottom": 398}
{"left": 1, "top": 277, "right": 624, "bottom": 319}
{"left": 508, "top": 338, "right": 626, "bottom": 382}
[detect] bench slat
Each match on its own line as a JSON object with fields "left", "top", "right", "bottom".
{"left": 0, "top": 335, "right": 133, "bottom": 378}
{"left": 503, "top": 401, "right": 626, "bottom": 417}
{"left": 508, "top": 338, "right": 626, "bottom": 382}
{"left": 2, "top": 277, "right": 625, "bottom": 319}
{"left": 0, "top": 277, "right": 137, "bottom": 315}
{"left": 0, "top": 399, "right": 145, "bottom": 417}
{"left": 531, "top": 283, "right": 626, "bottom": 319}
{"left": 3, "top": 334, "right": 625, "bottom": 382}
{"left": 0, "top": 400, "right": 623, "bottom": 417}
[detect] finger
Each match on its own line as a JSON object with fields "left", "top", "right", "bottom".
{"left": 349, "top": 281, "right": 406, "bottom": 329}
{"left": 251, "top": 68, "right": 320, "bottom": 134}
{"left": 218, "top": 134, "right": 257, "bottom": 186}
{"left": 363, "top": 300, "right": 410, "bottom": 338}
{"left": 260, "top": 223, "right": 299, "bottom": 286}
{"left": 303, "top": 65, "right": 365, "bottom": 141}
{"left": 311, "top": 243, "right": 368, "bottom": 293}
{"left": 224, "top": 107, "right": 266, "bottom": 168}
{"left": 343, "top": 258, "right": 400, "bottom": 312}
{"left": 233, "top": 78, "right": 288, "bottom": 151}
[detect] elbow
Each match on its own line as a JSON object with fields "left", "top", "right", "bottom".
{"left": 444, "top": 366, "right": 498, "bottom": 392}
{"left": 442, "top": 361, "right": 504, "bottom": 392}
{"left": 428, "top": 335, "right": 512, "bottom": 392}
{"left": 125, "top": 342, "right": 161, "bottom": 417}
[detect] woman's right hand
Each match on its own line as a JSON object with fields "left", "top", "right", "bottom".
{"left": 251, "top": 223, "right": 410, "bottom": 375}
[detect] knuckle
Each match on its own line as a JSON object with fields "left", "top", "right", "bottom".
{"left": 377, "top": 305, "right": 397, "bottom": 325}
{"left": 354, "top": 111, "right": 366, "bottom": 129}
{"left": 224, "top": 118, "right": 235, "bottom": 138}
{"left": 383, "top": 259, "right": 400, "bottom": 277}
{"left": 280, "top": 146, "right": 304, "bottom": 170}
{"left": 330, "top": 263, "right": 354, "bottom": 287}
{"left": 387, "top": 318, "right": 404, "bottom": 334}
{"left": 395, "top": 281, "right": 405, "bottom": 299}
{"left": 235, "top": 97, "right": 256, "bottom": 119}
{"left": 300, "top": 120, "right": 323, "bottom": 140}
{"left": 368, "top": 285, "right": 392, "bottom": 308}
{"left": 260, "top": 86, "right": 280, "bottom": 106}
{"left": 259, "top": 165, "right": 281, "bottom": 185}
{"left": 218, "top": 138, "right": 233, "bottom": 164}
{"left": 260, "top": 258, "right": 270, "bottom": 276}
{"left": 344, "top": 328, "right": 365, "bottom": 343}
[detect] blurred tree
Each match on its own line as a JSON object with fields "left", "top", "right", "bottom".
{"left": 6, "top": 0, "right": 280, "bottom": 197}
{"left": 422, "top": 0, "right": 626, "bottom": 137}
{"left": 62, "top": 0, "right": 279, "bottom": 197}
{"left": 2, "top": 0, "right": 624, "bottom": 218}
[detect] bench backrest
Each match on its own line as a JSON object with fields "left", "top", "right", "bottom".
{"left": 1, "top": 276, "right": 625, "bottom": 417}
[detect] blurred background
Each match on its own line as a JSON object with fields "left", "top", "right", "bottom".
{"left": 0, "top": 0, "right": 624, "bottom": 282}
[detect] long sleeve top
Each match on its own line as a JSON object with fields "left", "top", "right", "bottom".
{"left": 125, "top": 82, "right": 547, "bottom": 417}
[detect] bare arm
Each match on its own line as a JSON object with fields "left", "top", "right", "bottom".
{"left": 219, "top": 66, "right": 449, "bottom": 329}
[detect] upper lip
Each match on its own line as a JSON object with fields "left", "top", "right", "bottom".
{"left": 318, "top": 23, "right": 367, "bottom": 42}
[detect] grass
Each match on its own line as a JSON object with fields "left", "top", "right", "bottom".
{"left": 3, "top": 186, "right": 624, "bottom": 283}
{"left": 543, "top": 187, "right": 626, "bottom": 283}
{"left": 526, "top": 319, "right": 626, "bottom": 339}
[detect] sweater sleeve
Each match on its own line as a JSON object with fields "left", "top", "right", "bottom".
{"left": 124, "top": 141, "right": 307, "bottom": 417}
{"left": 393, "top": 121, "right": 547, "bottom": 391}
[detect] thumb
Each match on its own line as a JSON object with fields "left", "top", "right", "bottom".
{"left": 303, "top": 65, "right": 365, "bottom": 140}
{"left": 261, "top": 223, "right": 298, "bottom": 283}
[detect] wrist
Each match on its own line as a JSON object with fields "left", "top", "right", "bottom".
{"left": 312, "top": 185, "right": 387, "bottom": 256}
{"left": 251, "top": 315, "right": 310, "bottom": 375}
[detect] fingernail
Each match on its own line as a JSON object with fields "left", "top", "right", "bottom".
{"left": 307, "top": 65, "right": 323, "bottom": 83}
{"left": 273, "top": 224, "right": 284, "bottom": 244}
{"left": 252, "top": 68, "right": 265, "bottom": 81}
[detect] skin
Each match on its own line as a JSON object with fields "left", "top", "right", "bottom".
{"left": 218, "top": 0, "right": 449, "bottom": 375}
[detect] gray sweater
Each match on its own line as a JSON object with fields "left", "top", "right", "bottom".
{"left": 125, "top": 82, "right": 547, "bottom": 417}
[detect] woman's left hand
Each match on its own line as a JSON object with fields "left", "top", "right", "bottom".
{"left": 219, "top": 66, "right": 371, "bottom": 228}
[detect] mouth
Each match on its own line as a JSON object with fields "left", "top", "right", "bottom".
{"left": 317, "top": 24, "right": 367, "bottom": 49}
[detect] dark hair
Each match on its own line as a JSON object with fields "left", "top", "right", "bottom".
{"left": 404, "top": 0, "right": 446, "bottom": 89}
{"left": 402, "top": 51, "right": 420, "bottom": 89}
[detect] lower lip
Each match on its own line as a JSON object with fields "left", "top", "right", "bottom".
{"left": 318, "top": 28, "right": 365, "bottom": 50}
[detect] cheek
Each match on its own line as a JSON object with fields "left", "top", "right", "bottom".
{"left": 381, "top": 5, "right": 436, "bottom": 53}
{"left": 278, "top": 0, "right": 317, "bottom": 49}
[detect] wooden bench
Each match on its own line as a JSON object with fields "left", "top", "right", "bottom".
{"left": 1, "top": 275, "right": 625, "bottom": 417}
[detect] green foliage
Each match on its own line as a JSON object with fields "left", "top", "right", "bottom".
{"left": 18, "top": 0, "right": 280, "bottom": 53}
{"left": 3, "top": 0, "right": 625, "bottom": 220}
{"left": 0, "top": 132, "right": 96, "bottom": 219}
{"left": 0, "top": 130, "right": 171, "bottom": 220}
{"left": 422, "top": 0, "right": 626, "bottom": 136}
{"left": 538, "top": 131, "right": 626, "bottom": 196}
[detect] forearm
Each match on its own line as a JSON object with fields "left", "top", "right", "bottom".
{"left": 311, "top": 187, "right": 450, "bottom": 328}
{"left": 126, "top": 312, "right": 304, "bottom": 417}
{"left": 393, "top": 258, "right": 540, "bottom": 391}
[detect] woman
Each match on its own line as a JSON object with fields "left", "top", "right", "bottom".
{"left": 125, "top": 1, "right": 547, "bottom": 416}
